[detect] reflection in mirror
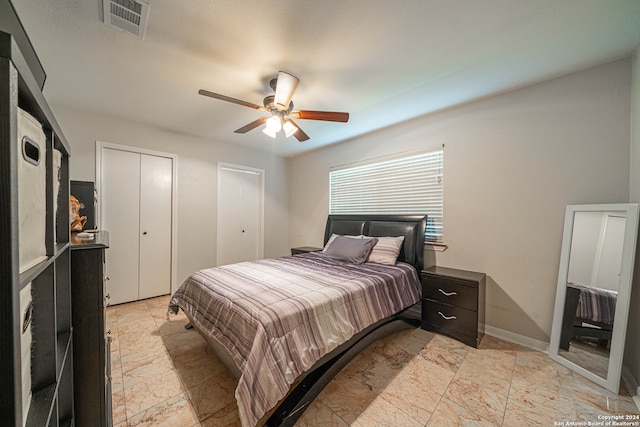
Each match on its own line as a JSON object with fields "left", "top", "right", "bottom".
{"left": 550, "top": 204, "right": 639, "bottom": 394}
{"left": 560, "top": 211, "right": 624, "bottom": 378}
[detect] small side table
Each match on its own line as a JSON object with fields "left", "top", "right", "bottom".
{"left": 421, "top": 266, "right": 486, "bottom": 348}
{"left": 291, "top": 246, "right": 322, "bottom": 255}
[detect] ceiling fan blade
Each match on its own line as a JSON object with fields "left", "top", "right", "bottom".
{"left": 290, "top": 110, "right": 349, "bottom": 122}
{"left": 282, "top": 118, "right": 309, "bottom": 142}
{"left": 293, "top": 126, "right": 310, "bottom": 142}
{"left": 198, "top": 89, "right": 265, "bottom": 110}
{"left": 234, "top": 117, "right": 268, "bottom": 134}
{"left": 274, "top": 71, "right": 299, "bottom": 110}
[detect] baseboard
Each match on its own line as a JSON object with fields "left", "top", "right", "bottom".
{"left": 621, "top": 366, "right": 640, "bottom": 411}
{"left": 483, "top": 324, "right": 549, "bottom": 353}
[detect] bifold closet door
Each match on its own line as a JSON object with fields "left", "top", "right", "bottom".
{"left": 102, "top": 148, "right": 172, "bottom": 305}
{"left": 102, "top": 149, "right": 140, "bottom": 305}
{"left": 138, "top": 154, "right": 172, "bottom": 300}
{"left": 593, "top": 214, "right": 625, "bottom": 290}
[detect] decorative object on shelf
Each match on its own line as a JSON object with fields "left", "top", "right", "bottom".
{"left": 70, "top": 195, "right": 87, "bottom": 231}
{"left": 70, "top": 180, "right": 96, "bottom": 229}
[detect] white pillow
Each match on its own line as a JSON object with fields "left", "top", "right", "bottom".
{"left": 367, "top": 236, "right": 405, "bottom": 265}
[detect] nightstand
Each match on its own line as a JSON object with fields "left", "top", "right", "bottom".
{"left": 291, "top": 246, "right": 322, "bottom": 255}
{"left": 421, "top": 266, "right": 486, "bottom": 348}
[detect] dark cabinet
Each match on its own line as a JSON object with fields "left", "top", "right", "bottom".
{"left": 291, "top": 246, "right": 322, "bottom": 255}
{"left": 1, "top": 6, "right": 73, "bottom": 425}
{"left": 421, "top": 266, "right": 486, "bottom": 348}
{"left": 70, "top": 232, "right": 111, "bottom": 427}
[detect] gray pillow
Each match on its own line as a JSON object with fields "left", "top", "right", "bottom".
{"left": 324, "top": 235, "right": 379, "bottom": 264}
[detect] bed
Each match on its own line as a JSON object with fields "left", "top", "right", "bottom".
{"left": 168, "top": 214, "right": 426, "bottom": 427}
{"left": 559, "top": 282, "right": 617, "bottom": 350}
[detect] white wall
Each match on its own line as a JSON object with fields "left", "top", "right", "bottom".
{"left": 289, "top": 59, "right": 631, "bottom": 342}
{"left": 626, "top": 45, "right": 640, "bottom": 400}
{"left": 54, "top": 105, "right": 290, "bottom": 288}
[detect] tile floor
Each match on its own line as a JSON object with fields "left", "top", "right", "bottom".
{"left": 107, "top": 295, "right": 639, "bottom": 426}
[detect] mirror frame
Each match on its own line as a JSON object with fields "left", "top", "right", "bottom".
{"left": 549, "top": 203, "right": 639, "bottom": 393}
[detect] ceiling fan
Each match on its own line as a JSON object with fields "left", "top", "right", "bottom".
{"left": 198, "top": 71, "right": 349, "bottom": 142}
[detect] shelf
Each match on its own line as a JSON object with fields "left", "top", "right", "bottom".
{"left": 0, "top": 32, "right": 70, "bottom": 154}
{"left": 1, "top": 16, "right": 73, "bottom": 427}
{"left": 26, "top": 382, "right": 56, "bottom": 427}
{"left": 55, "top": 249, "right": 71, "bottom": 334}
{"left": 56, "top": 330, "right": 72, "bottom": 379}
{"left": 57, "top": 347, "right": 73, "bottom": 422}
{"left": 54, "top": 242, "right": 70, "bottom": 257}
{"left": 19, "top": 255, "right": 55, "bottom": 289}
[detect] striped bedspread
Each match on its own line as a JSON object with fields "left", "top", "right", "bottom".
{"left": 169, "top": 252, "right": 421, "bottom": 427}
{"left": 569, "top": 282, "right": 617, "bottom": 326}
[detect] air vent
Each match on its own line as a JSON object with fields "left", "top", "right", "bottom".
{"left": 103, "top": 0, "right": 150, "bottom": 39}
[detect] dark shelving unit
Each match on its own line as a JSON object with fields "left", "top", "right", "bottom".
{"left": 0, "top": 2, "right": 74, "bottom": 425}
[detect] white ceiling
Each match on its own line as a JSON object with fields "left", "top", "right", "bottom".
{"left": 12, "top": 0, "right": 640, "bottom": 157}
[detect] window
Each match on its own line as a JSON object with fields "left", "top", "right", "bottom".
{"left": 329, "top": 149, "right": 444, "bottom": 243}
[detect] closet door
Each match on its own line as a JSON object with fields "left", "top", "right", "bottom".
{"left": 593, "top": 214, "right": 625, "bottom": 290}
{"left": 102, "top": 148, "right": 140, "bottom": 305}
{"left": 138, "top": 154, "right": 172, "bottom": 299}
{"left": 100, "top": 145, "right": 173, "bottom": 305}
{"left": 217, "top": 164, "right": 263, "bottom": 266}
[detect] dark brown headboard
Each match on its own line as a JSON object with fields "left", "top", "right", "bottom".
{"left": 324, "top": 215, "right": 427, "bottom": 273}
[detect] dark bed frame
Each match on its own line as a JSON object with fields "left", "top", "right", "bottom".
{"left": 262, "top": 214, "right": 427, "bottom": 426}
{"left": 185, "top": 214, "right": 427, "bottom": 426}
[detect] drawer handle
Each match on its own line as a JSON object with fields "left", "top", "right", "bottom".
{"left": 438, "top": 311, "right": 457, "bottom": 321}
{"left": 438, "top": 288, "right": 457, "bottom": 297}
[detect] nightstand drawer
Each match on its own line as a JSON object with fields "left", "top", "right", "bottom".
{"left": 422, "top": 275, "right": 478, "bottom": 311}
{"left": 422, "top": 300, "right": 478, "bottom": 347}
{"left": 291, "top": 246, "right": 322, "bottom": 255}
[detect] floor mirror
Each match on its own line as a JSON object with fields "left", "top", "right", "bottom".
{"left": 549, "top": 203, "right": 639, "bottom": 393}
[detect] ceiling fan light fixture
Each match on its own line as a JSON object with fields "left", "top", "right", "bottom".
{"left": 266, "top": 115, "right": 282, "bottom": 132}
{"left": 274, "top": 72, "right": 299, "bottom": 110}
{"left": 262, "top": 126, "right": 277, "bottom": 138}
{"left": 283, "top": 120, "right": 298, "bottom": 138}
{"left": 199, "top": 71, "right": 349, "bottom": 143}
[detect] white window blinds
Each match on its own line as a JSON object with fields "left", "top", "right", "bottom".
{"left": 329, "top": 149, "right": 444, "bottom": 242}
